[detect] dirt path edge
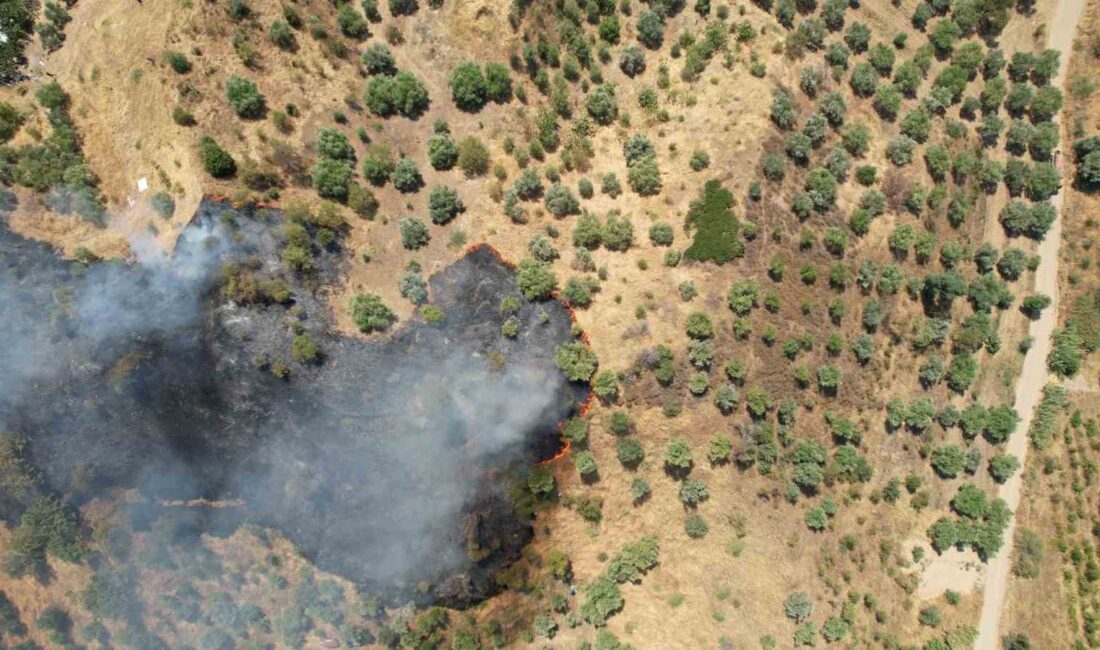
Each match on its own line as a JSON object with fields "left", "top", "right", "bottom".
{"left": 973, "top": 1, "right": 1087, "bottom": 647}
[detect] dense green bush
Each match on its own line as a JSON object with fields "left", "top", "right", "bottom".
{"left": 1029, "top": 122, "right": 1059, "bottom": 161}
{"left": 427, "top": 186, "right": 464, "bottom": 224}
{"left": 5, "top": 495, "right": 84, "bottom": 579}
{"left": 561, "top": 418, "right": 588, "bottom": 447}
{"left": 578, "top": 177, "right": 594, "bottom": 199}
{"left": 762, "top": 152, "right": 787, "bottom": 181}
{"left": 573, "top": 212, "right": 603, "bottom": 249}
{"left": 586, "top": 85, "right": 618, "bottom": 125}
{"left": 0, "top": 101, "right": 22, "bottom": 143}
{"left": 336, "top": 3, "right": 369, "bottom": 38}
{"left": 1026, "top": 162, "right": 1060, "bottom": 201}
{"left": 804, "top": 168, "right": 837, "bottom": 210}
{"left": 0, "top": 0, "right": 32, "bottom": 81}
{"left": 317, "top": 128, "right": 355, "bottom": 161}
{"left": 627, "top": 155, "right": 662, "bottom": 195}
{"left": 593, "top": 370, "right": 618, "bottom": 401}
{"left": 649, "top": 222, "right": 674, "bottom": 246}
{"left": 528, "top": 233, "right": 558, "bottom": 262}
{"left": 555, "top": 341, "right": 598, "bottom": 382}
{"left": 1048, "top": 326, "right": 1082, "bottom": 377}
{"left": 684, "top": 180, "right": 743, "bottom": 264}
{"left": 617, "top": 438, "right": 644, "bottom": 468}
{"left": 361, "top": 44, "right": 396, "bottom": 75}
{"left": 200, "top": 137, "right": 236, "bottom": 178}
{"left": 928, "top": 18, "right": 960, "bottom": 55}
{"left": 636, "top": 10, "right": 664, "bottom": 49}
{"left": 1029, "top": 85, "right": 1062, "bottom": 122}
{"left": 820, "top": 92, "right": 847, "bottom": 126}
{"left": 605, "top": 537, "right": 659, "bottom": 585}
{"left": 346, "top": 183, "right": 377, "bottom": 220}
{"left": 841, "top": 123, "right": 871, "bottom": 157}
{"left": 563, "top": 276, "right": 598, "bottom": 307}
{"left": 603, "top": 214, "right": 634, "bottom": 251}
{"left": 350, "top": 293, "right": 395, "bottom": 333}
{"left": 147, "top": 191, "right": 175, "bottom": 219}
{"left": 391, "top": 158, "right": 422, "bottom": 193}
{"left": 268, "top": 20, "right": 297, "bottom": 50}
{"left": 389, "top": 0, "right": 417, "bottom": 15}
{"left": 1021, "top": 293, "right": 1051, "bottom": 319}
{"left": 580, "top": 578, "right": 623, "bottom": 625}
{"left": 823, "top": 617, "right": 849, "bottom": 642}
{"left": 679, "top": 478, "right": 709, "bottom": 505}
{"left": 706, "top": 435, "right": 733, "bottom": 464}
{"left": 484, "top": 63, "right": 512, "bottom": 103}
{"left": 457, "top": 136, "right": 490, "bottom": 178}
{"left": 619, "top": 46, "right": 647, "bottom": 76}
{"left": 225, "top": 75, "right": 266, "bottom": 118}
{"left": 995, "top": 247, "right": 1027, "bottom": 280}
{"left": 516, "top": 258, "right": 557, "bottom": 300}
{"left": 946, "top": 352, "right": 978, "bottom": 392}
{"left": 900, "top": 108, "right": 932, "bottom": 143}
{"left": 988, "top": 454, "right": 1020, "bottom": 483}
{"left": 886, "top": 136, "right": 916, "bottom": 166}
{"left": 312, "top": 158, "right": 352, "bottom": 200}
{"left": 952, "top": 484, "right": 990, "bottom": 519}
{"left": 1029, "top": 384, "right": 1067, "bottom": 448}
{"left": 931, "top": 445, "right": 966, "bottom": 478}
{"left": 398, "top": 268, "right": 427, "bottom": 305}
{"left": 684, "top": 514, "right": 709, "bottom": 538}
{"left": 999, "top": 200, "right": 1056, "bottom": 239}
{"left": 850, "top": 62, "right": 879, "bottom": 97}
{"left": 574, "top": 450, "right": 598, "bottom": 478}
{"left": 799, "top": 67, "right": 822, "bottom": 98}
{"left": 685, "top": 311, "right": 713, "bottom": 339}
{"left": 726, "top": 280, "right": 760, "bottom": 318}
{"left": 162, "top": 50, "right": 191, "bottom": 74}
{"left": 784, "top": 592, "right": 813, "bottom": 622}
{"left": 664, "top": 438, "right": 693, "bottom": 474}
{"left": 364, "top": 71, "right": 430, "bottom": 118}
{"left": 361, "top": 147, "right": 394, "bottom": 185}
{"left": 770, "top": 90, "right": 796, "bottom": 129}
{"left": 449, "top": 62, "right": 488, "bottom": 111}
{"left": 291, "top": 332, "right": 320, "bottom": 363}
{"left": 398, "top": 217, "right": 429, "bottom": 249}
{"left": 1073, "top": 136, "right": 1100, "bottom": 189}
{"left": 545, "top": 183, "right": 580, "bottom": 216}
{"left": 510, "top": 168, "right": 542, "bottom": 201}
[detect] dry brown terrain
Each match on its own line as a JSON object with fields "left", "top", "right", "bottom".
{"left": 0, "top": 0, "right": 1095, "bottom": 646}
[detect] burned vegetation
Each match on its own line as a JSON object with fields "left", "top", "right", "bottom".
{"left": 0, "top": 0, "right": 1095, "bottom": 641}
{"left": 0, "top": 198, "right": 588, "bottom": 613}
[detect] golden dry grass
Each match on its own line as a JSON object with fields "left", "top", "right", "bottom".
{"left": 0, "top": 0, "right": 1088, "bottom": 645}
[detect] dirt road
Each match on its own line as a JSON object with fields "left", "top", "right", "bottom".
{"left": 972, "top": 0, "right": 1086, "bottom": 646}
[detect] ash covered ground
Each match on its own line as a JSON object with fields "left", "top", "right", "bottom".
{"left": 0, "top": 199, "right": 586, "bottom": 605}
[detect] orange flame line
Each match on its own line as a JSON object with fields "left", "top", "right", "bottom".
{"left": 199, "top": 217, "right": 588, "bottom": 464}
{"left": 464, "top": 242, "right": 517, "bottom": 269}
{"left": 204, "top": 194, "right": 280, "bottom": 210}
{"left": 464, "top": 244, "right": 594, "bottom": 465}
{"left": 538, "top": 390, "right": 596, "bottom": 464}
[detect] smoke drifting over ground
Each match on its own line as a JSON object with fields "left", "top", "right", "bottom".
{"left": 0, "top": 199, "right": 585, "bottom": 604}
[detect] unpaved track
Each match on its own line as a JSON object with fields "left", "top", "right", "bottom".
{"left": 973, "top": 0, "right": 1086, "bottom": 646}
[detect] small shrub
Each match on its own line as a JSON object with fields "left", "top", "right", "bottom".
{"left": 225, "top": 75, "right": 266, "bottom": 118}
{"left": 200, "top": 137, "right": 236, "bottom": 178}
{"left": 350, "top": 293, "right": 395, "bottom": 333}
{"left": 684, "top": 514, "right": 709, "bottom": 538}
{"left": 457, "top": 136, "right": 490, "bottom": 178}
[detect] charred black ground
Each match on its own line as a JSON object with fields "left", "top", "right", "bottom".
{"left": 0, "top": 199, "right": 586, "bottom": 606}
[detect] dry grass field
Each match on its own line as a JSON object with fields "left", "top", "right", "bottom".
{"left": 0, "top": 0, "right": 1096, "bottom": 647}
